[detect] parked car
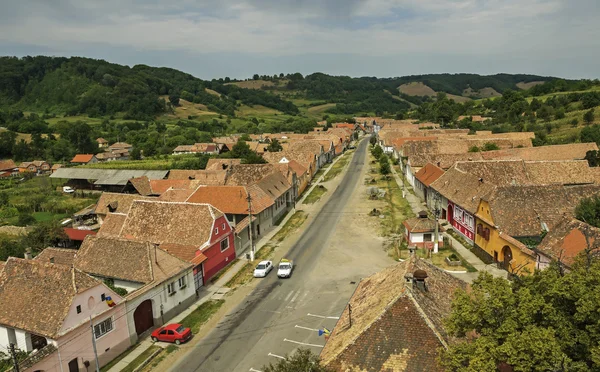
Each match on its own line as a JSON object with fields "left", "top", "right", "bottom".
{"left": 277, "top": 259, "right": 294, "bottom": 278}
{"left": 62, "top": 186, "right": 75, "bottom": 194}
{"left": 151, "top": 324, "right": 192, "bottom": 345}
{"left": 253, "top": 260, "right": 273, "bottom": 278}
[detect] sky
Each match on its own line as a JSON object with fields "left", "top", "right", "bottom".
{"left": 0, "top": 0, "right": 598, "bottom": 80}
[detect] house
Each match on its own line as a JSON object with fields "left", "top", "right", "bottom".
{"left": 115, "top": 200, "right": 235, "bottom": 286}
{"left": 108, "top": 142, "right": 133, "bottom": 152}
{"left": 0, "top": 160, "right": 18, "bottom": 177}
{"left": 413, "top": 163, "right": 445, "bottom": 203}
{"left": 172, "top": 143, "right": 222, "bottom": 155}
{"left": 74, "top": 236, "right": 194, "bottom": 344}
{"left": 0, "top": 256, "right": 129, "bottom": 372}
{"left": 96, "top": 138, "right": 108, "bottom": 148}
{"left": 95, "top": 151, "right": 122, "bottom": 162}
{"left": 70, "top": 154, "right": 98, "bottom": 165}
{"left": 535, "top": 218, "right": 600, "bottom": 271}
{"left": 480, "top": 142, "right": 599, "bottom": 161}
{"left": 474, "top": 184, "right": 600, "bottom": 274}
{"left": 51, "top": 163, "right": 62, "bottom": 174}
{"left": 403, "top": 211, "right": 444, "bottom": 250}
{"left": 50, "top": 168, "right": 169, "bottom": 191}
{"left": 320, "top": 256, "right": 467, "bottom": 371}
{"left": 19, "top": 160, "right": 50, "bottom": 173}
{"left": 126, "top": 176, "right": 198, "bottom": 196}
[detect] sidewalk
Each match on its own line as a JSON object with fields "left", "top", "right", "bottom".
{"left": 390, "top": 165, "right": 507, "bottom": 281}
{"left": 107, "top": 148, "right": 354, "bottom": 372}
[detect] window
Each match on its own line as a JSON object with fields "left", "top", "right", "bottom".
{"left": 222, "top": 223, "right": 226, "bottom": 230}
{"left": 76, "top": 305, "right": 81, "bottom": 314}
{"left": 94, "top": 317, "right": 113, "bottom": 339}
{"left": 178, "top": 276, "right": 187, "bottom": 289}
{"left": 167, "top": 282, "right": 176, "bottom": 296}
{"left": 423, "top": 233, "right": 432, "bottom": 242}
{"left": 214, "top": 227, "right": 219, "bottom": 235}
{"left": 220, "top": 238, "right": 229, "bottom": 252}
{"left": 101, "top": 293, "right": 106, "bottom": 301}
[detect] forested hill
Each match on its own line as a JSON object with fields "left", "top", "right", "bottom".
{"left": 0, "top": 55, "right": 576, "bottom": 120}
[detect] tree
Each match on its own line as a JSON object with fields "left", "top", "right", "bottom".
{"left": 379, "top": 155, "right": 391, "bottom": 175}
{"left": 440, "top": 264, "right": 600, "bottom": 372}
{"left": 580, "top": 124, "right": 600, "bottom": 145}
{"left": 482, "top": 142, "right": 500, "bottom": 151}
{"left": 369, "top": 136, "right": 377, "bottom": 146}
{"left": 253, "top": 74, "right": 260, "bottom": 80}
{"left": 555, "top": 107, "right": 566, "bottom": 120}
{"left": 371, "top": 144, "right": 383, "bottom": 160}
{"left": 22, "top": 221, "right": 68, "bottom": 251}
{"left": 263, "top": 348, "right": 332, "bottom": 372}
{"left": 0, "top": 192, "right": 8, "bottom": 208}
{"left": 575, "top": 196, "right": 600, "bottom": 228}
{"left": 585, "top": 150, "right": 600, "bottom": 167}
{"left": 468, "top": 146, "right": 481, "bottom": 153}
{"left": 584, "top": 109, "right": 595, "bottom": 125}
{"left": 266, "top": 138, "right": 283, "bottom": 152}
{"left": 169, "top": 94, "right": 180, "bottom": 107}
{"left": 231, "top": 139, "right": 252, "bottom": 159}
{"left": 17, "top": 213, "right": 36, "bottom": 226}
{"left": 130, "top": 147, "right": 142, "bottom": 160}
{"left": 537, "top": 105, "right": 554, "bottom": 122}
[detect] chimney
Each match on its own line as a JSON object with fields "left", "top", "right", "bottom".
{"left": 479, "top": 177, "right": 484, "bottom": 184}
{"left": 50, "top": 257, "right": 55, "bottom": 264}
{"left": 413, "top": 269, "right": 428, "bottom": 291}
{"left": 437, "top": 161, "right": 441, "bottom": 168}
{"left": 24, "top": 248, "right": 32, "bottom": 260}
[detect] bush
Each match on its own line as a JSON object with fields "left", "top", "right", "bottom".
{"left": 17, "top": 213, "right": 36, "bottom": 226}
{"left": 371, "top": 144, "right": 383, "bottom": 160}
{"left": 448, "top": 253, "right": 460, "bottom": 261}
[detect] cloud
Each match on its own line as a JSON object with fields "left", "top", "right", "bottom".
{"left": 0, "top": 0, "right": 598, "bottom": 78}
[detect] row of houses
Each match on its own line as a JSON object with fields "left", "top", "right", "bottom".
{"left": 0, "top": 127, "right": 359, "bottom": 371}
{"left": 376, "top": 119, "right": 600, "bottom": 275}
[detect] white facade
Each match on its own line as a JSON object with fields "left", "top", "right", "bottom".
{"left": 407, "top": 231, "right": 444, "bottom": 244}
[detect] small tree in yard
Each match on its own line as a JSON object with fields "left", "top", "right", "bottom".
{"left": 584, "top": 109, "right": 595, "bottom": 125}
{"left": 482, "top": 142, "right": 500, "bottom": 151}
{"left": 575, "top": 196, "right": 600, "bottom": 228}
{"left": 266, "top": 138, "right": 283, "bottom": 152}
{"left": 369, "top": 136, "right": 377, "bottom": 146}
{"left": 379, "top": 155, "right": 391, "bottom": 175}
{"left": 263, "top": 348, "right": 332, "bottom": 372}
{"left": 371, "top": 144, "right": 383, "bottom": 160}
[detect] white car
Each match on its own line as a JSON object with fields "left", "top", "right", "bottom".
{"left": 253, "top": 260, "right": 273, "bottom": 278}
{"left": 62, "top": 186, "right": 75, "bottom": 194}
{"left": 277, "top": 259, "right": 294, "bottom": 278}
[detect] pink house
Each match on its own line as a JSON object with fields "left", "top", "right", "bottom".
{"left": 0, "top": 254, "right": 129, "bottom": 372}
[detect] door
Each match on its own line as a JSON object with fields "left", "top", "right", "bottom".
{"left": 167, "top": 330, "right": 175, "bottom": 342}
{"left": 502, "top": 246, "right": 513, "bottom": 270}
{"left": 159, "top": 329, "right": 168, "bottom": 342}
{"left": 194, "top": 265, "right": 203, "bottom": 291}
{"left": 134, "top": 299, "right": 154, "bottom": 335}
{"left": 447, "top": 205, "right": 454, "bottom": 223}
{"left": 68, "top": 358, "right": 78, "bottom": 372}
{"left": 493, "top": 251, "right": 498, "bottom": 262}
{"left": 423, "top": 188, "right": 428, "bottom": 203}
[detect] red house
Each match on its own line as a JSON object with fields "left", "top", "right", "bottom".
{"left": 112, "top": 200, "right": 235, "bottom": 291}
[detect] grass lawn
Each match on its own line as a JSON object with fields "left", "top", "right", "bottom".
{"left": 144, "top": 345, "right": 179, "bottom": 371}
{"left": 180, "top": 300, "right": 225, "bottom": 334}
{"left": 225, "top": 244, "right": 276, "bottom": 288}
{"left": 272, "top": 211, "right": 308, "bottom": 242}
{"left": 100, "top": 345, "right": 141, "bottom": 372}
{"left": 322, "top": 151, "right": 354, "bottom": 182}
{"left": 32, "top": 211, "right": 68, "bottom": 222}
{"left": 398, "top": 248, "right": 474, "bottom": 272}
{"left": 303, "top": 185, "right": 327, "bottom": 204}
{"left": 120, "top": 345, "right": 161, "bottom": 372}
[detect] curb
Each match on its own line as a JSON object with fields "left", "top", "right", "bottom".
{"left": 132, "top": 347, "right": 163, "bottom": 372}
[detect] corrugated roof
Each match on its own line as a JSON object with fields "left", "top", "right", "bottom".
{"left": 51, "top": 168, "right": 168, "bottom": 185}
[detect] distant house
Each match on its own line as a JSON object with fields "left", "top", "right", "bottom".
{"left": 95, "top": 152, "right": 122, "bottom": 162}
{"left": 70, "top": 154, "right": 98, "bottom": 165}
{"left": 19, "top": 160, "right": 50, "bottom": 173}
{"left": 413, "top": 162, "right": 445, "bottom": 203}
{"left": 172, "top": 143, "right": 223, "bottom": 155}
{"left": 320, "top": 256, "right": 467, "bottom": 371}
{"left": 96, "top": 137, "right": 108, "bottom": 148}
{"left": 108, "top": 142, "right": 133, "bottom": 152}
{"left": 403, "top": 211, "right": 444, "bottom": 250}
{"left": 51, "top": 164, "right": 62, "bottom": 174}
{"left": 0, "top": 160, "right": 18, "bottom": 177}
{"left": 0, "top": 256, "right": 129, "bottom": 372}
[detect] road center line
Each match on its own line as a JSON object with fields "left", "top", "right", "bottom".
{"left": 307, "top": 313, "right": 340, "bottom": 319}
{"left": 295, "top": 325, "right": 319, "bottom": 332}
{"left": 284, "top": 338, "right": 324, "bottom": 348}
{"left": 268, "top": 353, "right": 286, "bottom": 360}
{"left": 290, "top": 291, "right": 300, "bottom": 302}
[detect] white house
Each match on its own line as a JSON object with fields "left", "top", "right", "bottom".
{"left": 403, "top": 212, "right": 444, "bottom": 250}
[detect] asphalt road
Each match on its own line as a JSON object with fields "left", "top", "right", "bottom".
{"left": 169, "top": 138, "right": 373, "bottom": 372}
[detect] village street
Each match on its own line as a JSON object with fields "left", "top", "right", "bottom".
{"left": 166, "top": 137, "right": 393, "bottom": 372}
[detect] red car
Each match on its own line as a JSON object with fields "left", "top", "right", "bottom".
{"left": 151, "top": 324, "right": 192, "bottom": 345}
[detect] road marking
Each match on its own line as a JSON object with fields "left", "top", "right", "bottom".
{"left": 284, "top": 338, "right": 324, "bottom": 348}
{"left": 268, "top": 353, "right": 286, "bottom": 360}
{"left": 284, "top": 291, "right": 294, "bottom": 301}
{"left": 263, "top": 310, "right": 282, "bottom": 314}
{"left": 291, "top": 291, "right": 300, "bottom": 302}
{"left": 249, "top": 369, "right": 263, "bottom": 372}
{"left": 307, "top": 313, "right": 340, "bottom": 319}
{"left": 295, "top": 325, "right": 319, "bottom": 332}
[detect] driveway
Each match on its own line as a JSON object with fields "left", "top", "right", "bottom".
{"left": 167, "top": 138, "right": 394, "bottom": 372}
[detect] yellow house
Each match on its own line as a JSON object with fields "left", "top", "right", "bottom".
{"left": 473, "top": 184, "right": 600, "bottom": 275}
{"left": 474, "top": 199, "right": 536, "bottom": 274}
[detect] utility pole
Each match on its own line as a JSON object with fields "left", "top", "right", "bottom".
{"left": 90, "top": 316, "right": 100, "bottom": 372}
{"left": 433, "top": 195, "right": 440, "bottom": 254}
{"left": 247, "top": 193, "right": 255, "bottom": 261}
{"left": 10, "top": 343, "right": 19, "bottom": 372}
{"left": 348, "top": 304, "right": 352, "bottom": 328}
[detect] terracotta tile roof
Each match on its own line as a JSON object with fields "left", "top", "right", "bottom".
{"left": 119, "top": 200, "right": 222, "bottom": 248}
{"left": 75, "top": 236, "right": 191, "bottom": 297}
{"left": 414, "top": 163, "right": 445, "bottom": 187}
{"left": 321, "top": 256, "right": 467, "bottom": 370}
{"left": 129, "top": 176, "right": 153, "bottom": 196}
{"left": 168, "top": 170, "right": 227, "bottom": 184}
{"left": 480, "top": 143, "right": 598, "bottom": 161}
{"left": 159, "top": 243, "right": 202, "bottom": 263}
{"left": 71, "top": 154, "right": 95, "bottom": 163}
{"left": 0, "top": 258, "right": 101, "bottom": 338}
{"left": 0, "top": 159, "right": 17, "bottom": 171}
{"left": 205, "top": 158, "right": 242, "bottom": 171}
{"left": 95, "top": 192, "right": 156, "bottom": 215}
{"left": 186, "top": 186, "right": 249, "bottom": 214}
{"left": 108, "top": 142, "right": 132, "bottom": 149}
{"left": 479, "top": 184, "right": 600, "bottom": 237}
{"left": 51, "top": 164, "right": 62, "bottom": 171}
{"left": 391, "top": 136, "right": 438, "bottom": 150}
{"left": 255, "top": 171, "right": 292, "bottom": 201}
{"left": 64, "top": 228, "right": 97, "bottom": 241}
{"left": 408, "top": 153, "right": 484, "bottom": 169}
{"left": 35, "top": 248, "right": 77, "bottom": 266}
{"left": 403, "top": 216, "right": 439, "bottom": 233}
{"left": 96, "top": 137, "right": 108, "bottom": 144}
{"left": 149, "top": 179, "right": 194, "bottom": 195}
{"left": 246, "top": 184, "right": 274, "bottom": 214}
{"left": 190, "top": 252, "right": 208, "bottom": 266}
{"left": 234, "top": 215, "right": 256, "bottom": 234}
{"left": 97, "top": 213, "right": 127, "bottom": 237}
{"left": 287, "top": 159, "right": 307, "bottom": 177}
{"left": 430, "top": 166, "right": 496, "bottom": 214}
{"left": 158, "top": 188, "right": 196, "bottom": 202}
{"left": 537, "top": 218, "right": 600, "bottom": 267}
{"left": 225, "top": 164, "right": 278, "bottom": 186}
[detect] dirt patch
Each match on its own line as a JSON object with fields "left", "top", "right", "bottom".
{"left": 517, "top": 81, "right": 545, "bottom": 90}
{"left": 447, "top": 94, "right": 472, "bottom": 103}
{"left": 226, "top": 80, "right": 288, "bottom": 90}
{"left": 205, "top": 88, "right": 221, "bottom": 97}
{"left": 160, "top": 96, "right": 219, "bottom": 118}
{"left": 398, "top": 82, "right": 436, "bottom": 97}
{"left": 463, "top": 87, "right": 501, "bottom": 98}
{"left": 307, "top": 103, "right": 336, "bottom": 114}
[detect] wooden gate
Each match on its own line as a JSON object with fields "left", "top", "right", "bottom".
{"left": 133, "top": 299, "right": 154, "bottom": 335}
